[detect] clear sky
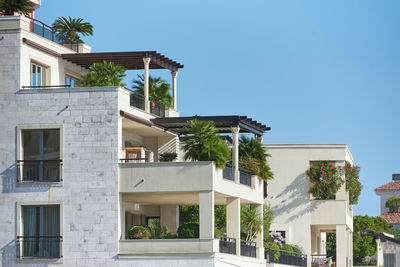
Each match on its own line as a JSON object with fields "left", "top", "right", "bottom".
{"left": 37, "top": 0, "right": 400, "bottom": 216}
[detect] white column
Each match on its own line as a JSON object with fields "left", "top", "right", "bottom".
{"left": 336, "top": 225, "right": 347, "bottom": 267}
{"left": 253, "top": 204, "right": 264, "bottom": 259}
{"left": 199, "top": 191, "right": 214, "bottom": 239}
{"left": 143, "top": 57, "right": 151, "bottom": 113}
{"left": 140, "top": 147, "right": 145, "bottom": 163}
{"left": 231, "top": 127, "right": 240, "bottom": 183}
{"left": 257, "top": 135, "right": 263, "bottom": 143}
{"left": 171, "top": 71, "right": 178, "bottom": 110}
{"left": 227, "top": 197, "right": 241, "bottom": 255}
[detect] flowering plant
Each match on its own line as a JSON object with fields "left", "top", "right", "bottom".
{"left": 345, "top": 161, "right": 362, "bottom": 205}
{"left": 307, "top": 161, "right": 343, "bottom": 200}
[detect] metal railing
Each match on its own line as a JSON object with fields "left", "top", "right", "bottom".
{"left": 28, "top": 17, "right": 80, "bottom": 52}
{"left": 240, "top": 240, "right": 256, "bottom": 258}
{"left": 21, "top": 85, "right": 71, "bottom": 89}
{"left": 223, "top": 165, "right": 235, "bottom": 181}
{"left": 16, "top": 236, "right": 63, "bottom": 259}
{"left": 239, "top": 169, "right": 252, "bottom": 187}
{"left": 311, "top": 254, "right": 333, "bottom": 267}
{"left": 216, "top": 235, "right": 236, "bottom": 255}
{"left": 119, "top": 158, "right": 148, "bottom": 163}
{"left": 17, "top": 160, "right": 63, "bottom": 183}
{"left": 130, "top": 92, "right": 166, "bottom": 117}
{"left": 265, "top": 248, "right": 307, "bottom": 267}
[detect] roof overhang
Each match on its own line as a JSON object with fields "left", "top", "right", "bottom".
{"left": 62, "top": 51, "right": 184, "bottom": 71}
{"left": 151, "top": 115, "right": 270, "bottom": 136}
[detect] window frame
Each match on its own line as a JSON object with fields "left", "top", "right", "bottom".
{"left": 30, "top": 61, "right": 49, "bottom": 87}
{"left": 65, "top": 74, "right": 80, "bottom": 88}
{"left": 17, "top": 125, "right": 63, "bottom": 184}
{"left": 16, "top": 201, "right": 63, "bottom": 262}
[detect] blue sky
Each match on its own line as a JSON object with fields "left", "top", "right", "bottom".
{"left": 37, "top": 0, "right": 400, "bottom": 216}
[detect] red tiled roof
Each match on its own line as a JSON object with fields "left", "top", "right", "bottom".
{"left": 375, "top": 181, "right": 400, "bottom": 191}
{"left": 381, "top": 212, "right": 400, "bottom": 224}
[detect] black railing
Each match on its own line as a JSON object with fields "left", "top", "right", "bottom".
{"left": 28, "top": 17, "right": 80, "bottom": 52}
{"left": 216, "top": 236, "right": 236, "bottom": 255}
{"left": 265, "top": 248, "right": 307, "bottom": 267}
{"left": 17, "top": 160, "right": 62, "bottom": 183}
{"left": 16, "top": 236, "right": 63, "bottom": 259}
{"left": 21, "top": 85, "right": 71, "bottom": 89}
{"left": 223, "top": 165, "right": 235, "bottom": 181}
{"left": 119, "top": 158, "right": 148, "bottom": 163}
{"left": 240, "top": 240, "right": 256, "bottom": 258}
{"left": 311, "top": 254, "right": 332, "bottom": 267}
{"left": 130, "top": 92, "right": 166, "bottom": 117}
{"left": 239, "top": 169, "right": 252, "bottom": 187}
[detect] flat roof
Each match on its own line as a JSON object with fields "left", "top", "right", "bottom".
{"left": 62, "top": 51, "right": 184, "bottom": 71}
{"left": 151, "top": 115, "right": 270, "bottom": 136}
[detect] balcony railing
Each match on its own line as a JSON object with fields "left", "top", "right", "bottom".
{"left": 130, "top": 92, "right": 166, "bottom": 118}
{"left": 239, "top": 169, "right": 252, "bottom": 187}
{"left": 216, "top": 235, "right": 236, "bottom": 255}
{"left": 17, "top": 236, "right": 63, "bottom": 259}
{"left": 240, "top": 240, "right": 256, "bottom": 258}
{"left": 17, "top": 160, "right": 63, "bottom": 183}
{"left": 28, "top": 17, "right": 80, "bottom": 52}
{"left": 223, "top": 165, "right": 235, "bottom": 181}
{"left": 311, "top": 254, "right": 333, "bottom": 267}
{"left": 265, "top": 248, "right": 307, "bottom": 267}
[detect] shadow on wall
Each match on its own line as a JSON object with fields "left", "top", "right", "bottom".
{"left": 1, "top": 164, "right": 49, "bottom": 194}
{"left": 1, "top": 240, "right": 51, "bottom": 267}
{"left": 269, "top": 172, "right": 322, "bottom": 222}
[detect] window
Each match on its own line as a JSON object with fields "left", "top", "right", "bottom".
{"left": 65, "top": 75, "right": 79, "bottom": 88}
{"left": 18, "top": 128, "right": 62, "bottom": 183}
{"left": 31, "top": 62, "right": 47, "bottom": 87}
{"left": 18, "top": 205, "right": 62, "bottom": 259}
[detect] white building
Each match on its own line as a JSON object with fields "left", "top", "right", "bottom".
{"left": 375, "top": 174, "right": 400, "bottom": 230}
{"left": 0, "top": 2, "right": 268, "bottom": 267}
{"left": 265, "top": 144, "right": 354, "bottom": 267}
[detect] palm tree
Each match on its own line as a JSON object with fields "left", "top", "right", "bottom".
{"left": 52, "top": 16, "right": 93, "bottom": 43}
{"left": 132, "top": 74, "right": 173, "bottom": 108}
{"left": 0, "top": 0, "right": 35, "bottom": 16}
{"left": 77, "top": 61, "right": 126, "bottom": 88}
{"left": 182, "top": 120, "right": 230, "bottom": 169}
{"left": 239, "top": 136, "right": 273, "bottom": 180}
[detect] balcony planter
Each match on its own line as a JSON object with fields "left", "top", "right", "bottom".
{"left": 307, "top": 161, "right": 342, "bottom": 200}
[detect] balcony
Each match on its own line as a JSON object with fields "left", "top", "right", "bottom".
{"left": 17, "top": 160, "right": 63, "bottom": 183}
{"left": 265, "top": 248, "right": 307, "bottom": 267}
{"left": 130, "top": 92, "right": 166, "bottom": 118}
{"left": 16, "top": 236, "right": 63, "bottom": 259}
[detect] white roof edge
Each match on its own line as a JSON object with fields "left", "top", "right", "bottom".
{"left": 263, "top": 144, "right": 354, "bottom": 162}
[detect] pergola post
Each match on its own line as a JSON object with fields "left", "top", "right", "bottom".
{"left": 171, "top": 71, "right": 178, "bottom": 110}
{"left": 231, "top": 127, "right": 240, "bottom": 183}
{"left": 143, "top": 57, "right": 151, "bottom": 113}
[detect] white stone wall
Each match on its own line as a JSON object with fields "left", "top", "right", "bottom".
{"left": 0, "top": 87, "right": 121, "bottom": 267}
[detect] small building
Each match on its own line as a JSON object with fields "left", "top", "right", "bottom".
{"left": 375, "top": 174, "right": 400, "bottom": 229}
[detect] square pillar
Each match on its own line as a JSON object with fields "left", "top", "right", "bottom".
{"left": 199, "top": 191, "right": 214, "bottom": 239}
{"left": 231, "top": 127, "right": 240, "bottom": 183}
{"left": 252, "top": 204, "right": 264, "bottom": 259}
{"left": 143, "top": 57, "right": 151, "bottom": 113}
{"left": 227, "top": 197, "right": 241, "bottom": 255}
{"left": 336, "top": 225, "right": 347, "bottom": 267}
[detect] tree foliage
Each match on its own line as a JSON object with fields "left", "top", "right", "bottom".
{"left": 132, "top": 74, "right": 173, "bottom": 108}
{"left": 241, "top": 205, "right": 263, "bottom": 242}
{"left": 238, "top": 136, "right": 273, "bottom": 180}
{"left": 182, "top": 120, "right": 231, "bottom": 169}
{"left": 345, "top": 161, "right": 362, "bottom": 205}
{"left": 263, "top": 204, "right": 274, "bottom": 241}
{"left": 385, "top": 196, "right": 400, "bottom": 212}
{"left": 307, "top": 161, "right": 342, "bottom": 200}
{"left": 52, "top": 16, "right": 93, "bottom": 43}
{"left": 77, "top": 61, "right": 126, "bottom": 88}
{"left": 0, "top": 0, "right": 34, "bottom": 16}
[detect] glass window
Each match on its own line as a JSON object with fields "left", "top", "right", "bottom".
{"left": 30, "top": 62, "right": 47, "bottom": 87}
{"left": 65, "top": 75, "right": 79, "bottom": 88}
{"left": 20, "top": 205, "right": 61, "bottom": 258}
{"left": 20, "top": 129, "right": 61, "bottom": 182}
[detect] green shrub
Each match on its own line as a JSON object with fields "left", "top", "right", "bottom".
{"left": 127, "top": 225, "right": 150, "bottom": 239}
{"left": 177, "top": 222, "right": 199, "bottom": 238}
{"left": 159, "top": 152, "right": 177, "bottom": 162}
{"left": 264, "top": 242, "right": 280, "bottom": 261}
{"left": 290, "top": 245, "right": 302, "bottom": 255}
{"left": 281, "top": 243, "right": 294, "bottom": 255}
{"left": 147, "top": 220, "right": 176, "bottom": 239}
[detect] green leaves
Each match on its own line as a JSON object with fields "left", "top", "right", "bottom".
{"left": 52, "top": 16, "right": 93, "bottom": 43}
{"left": 241, "top": 205, "right": 263, "bottom": 242}
{"left": 307, "top": 161, "right": 342, "bottom": 200}
{"left": 182, "top": 120, "right": 230, "bottom": 169}
{"left": 77, "top": 61, "right": 126, "bottom": 88}
{"left": 345, "top": 161, "right": 362, "bottom": 205}
{"left": 239, "top": 136, "right": 273, "bottom": 181}
{"left": 385, "top": 196, "right": 400, "bottom": 212}
{"left": 132, "top": 74, "right": 173, "bottom": 108}
{"left": 0, "top": 0, "right": 35, "bottom": 16}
